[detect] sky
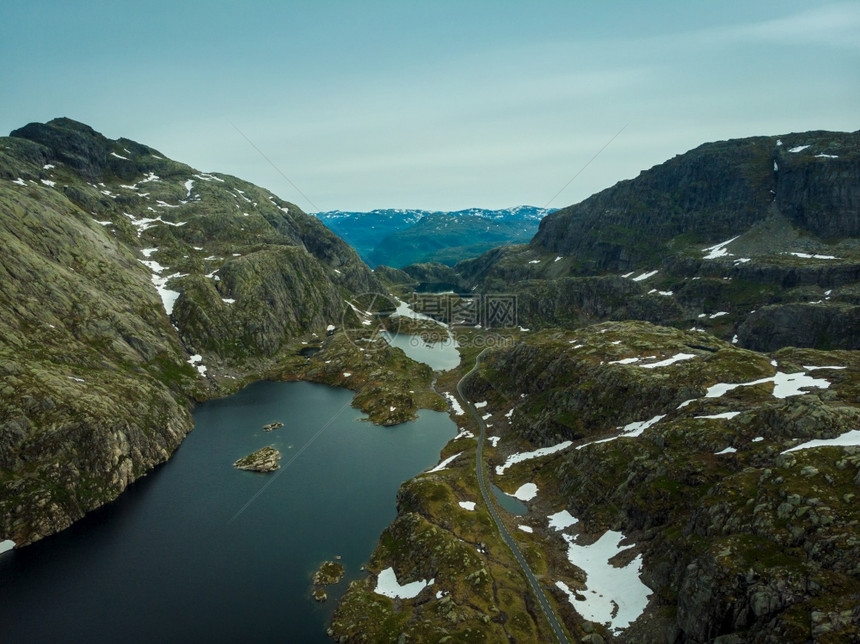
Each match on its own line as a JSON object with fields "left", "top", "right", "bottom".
{"left": 1, "top": 1, "right": 858, "bottom": 212}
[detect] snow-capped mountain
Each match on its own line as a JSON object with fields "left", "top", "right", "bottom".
{"left": 316, "top": 206, "right": 553, "bottom": 267}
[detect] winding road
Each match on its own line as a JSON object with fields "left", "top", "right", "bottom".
{"left": 457, "top": 350, "right": 573, "bottom": 644}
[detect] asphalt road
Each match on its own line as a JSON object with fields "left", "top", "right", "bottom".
{"left": 457, "top": 349, "right": 573, "bottom": 644}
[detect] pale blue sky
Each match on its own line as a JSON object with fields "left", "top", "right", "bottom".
{"left": 2, "top": 1, "right": 858, "bottom": 211}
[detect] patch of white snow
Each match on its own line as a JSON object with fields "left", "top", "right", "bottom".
{"left": 374, "top": 567, "right": 434, "bottom": 599}
{"left": 782, "top": 429, "right": 860, "bottom": 454}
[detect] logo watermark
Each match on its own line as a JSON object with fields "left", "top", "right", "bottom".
{"left": 339, "top": 292, "right": 518, "bottom": 351}
{"left": 408, "top": 293, "right": 517, "bottom": 328}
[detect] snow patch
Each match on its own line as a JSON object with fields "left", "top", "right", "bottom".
{"left": 782, "top": 429, "right": 860, "bottom": 454}
{"left": 444, "top": 392, "right": 464, "bottom": 416}
{"left": 548, "top": 510, "right": 578, "bottom": 531}
{"left": 138, "top": 258, "right": 183, "bottom": 315}
{"left": 608, "top": 357, "right": 640, "bottom": 365}
{"left": 559, "top": 528, "right": 652, "bottom": 632}
{"left": 789, "top": 252, "right": 838, "bottom": 260}
{"left": 619, "top": 415, "right": 665, "bottom": 438}
{"left": 631, "top": 270, "right": 658, "bottom": 282}
{"left": 459, "top": 501, "right": 476, "bottom": 511}
{"left": 702, "top": 236, "right": 739, "bottom": 260}
{"left": 427, "top": 452, "right": 462, "bottom": 473}
{"left": 495, "top": 441, "right": 573, "bottom": 475}
{"left": 513, "top": 483, "right": 538, "bottom": 501}
{"left": 193, "top": 172, "right": 224, "bottom": 183}
{"left": 640, "top": 353, "right": 696, "bottom": 369}
{"left": 374, "top": 567, "right": 434, "bottom": 599}
{"left": 705, "top": 371, "right": 830, "bottom": 400}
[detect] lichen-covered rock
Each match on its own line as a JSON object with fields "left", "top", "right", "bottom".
{"left": 233, "top": 446, "right": 280, "bottom": 473}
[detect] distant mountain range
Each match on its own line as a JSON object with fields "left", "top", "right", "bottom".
{"left": 315, "top": 206, "right": 552, "bottom": 268}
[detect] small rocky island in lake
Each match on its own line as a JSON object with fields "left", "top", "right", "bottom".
{"left": 233, "top": 446, "right": 281, "bottom": 472}
{"left": 263, "top": 421, "right": 284, "bottom": 432}
{"left": 312, "top": 560, "right": 345, "bottom": 602}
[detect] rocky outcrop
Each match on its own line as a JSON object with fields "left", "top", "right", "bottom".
{"left": 737, "top": 302, "right": 860, "bottom": 351}
{"left": 233, "top": 446, "right": 281, "bottom": 472}
{"left": 9, "top": 118, "right": 142, "bottom": 183}
{"left": 312, "top": 560, "right": 345, "bottom": 601}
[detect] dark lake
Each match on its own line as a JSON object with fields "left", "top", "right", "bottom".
{"left": 0, "top": 381, "right": 455, "bottom": 643}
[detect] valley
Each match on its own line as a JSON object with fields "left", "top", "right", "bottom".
{"left": 0, "top": 119, "right": 858, "bottom": 642}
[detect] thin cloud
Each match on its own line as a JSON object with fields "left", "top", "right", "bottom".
{"left": 729, "top": 3, "right": 860, "bottom": 48}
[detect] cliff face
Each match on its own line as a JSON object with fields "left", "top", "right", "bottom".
{"left": 774, "top": 137, "right": 860, "bottom": 238}
{"left": 0, "top": 118, "right": 381, "bottom": 546}
{"left": 531, "top": 131, "right": 859, "bottom": 271}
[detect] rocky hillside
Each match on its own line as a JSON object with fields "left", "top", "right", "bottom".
{"left": 467, "top": 324, "right": 860, "bottom": 642}
{"left": 449, "top": 131, "right": 860, "bottom": 351}
{"left": 0, "top": 118, "right": 381, "bottom": 546}
{"left": 332, "top": 323, "right": 860, "bottom": 642}
{"left": 531, "top": 132, "right": 859, "bottom": 270}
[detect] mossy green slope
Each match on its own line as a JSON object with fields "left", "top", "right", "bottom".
{"left": 0, "top": 118, "right": 382, "bottom": 546}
